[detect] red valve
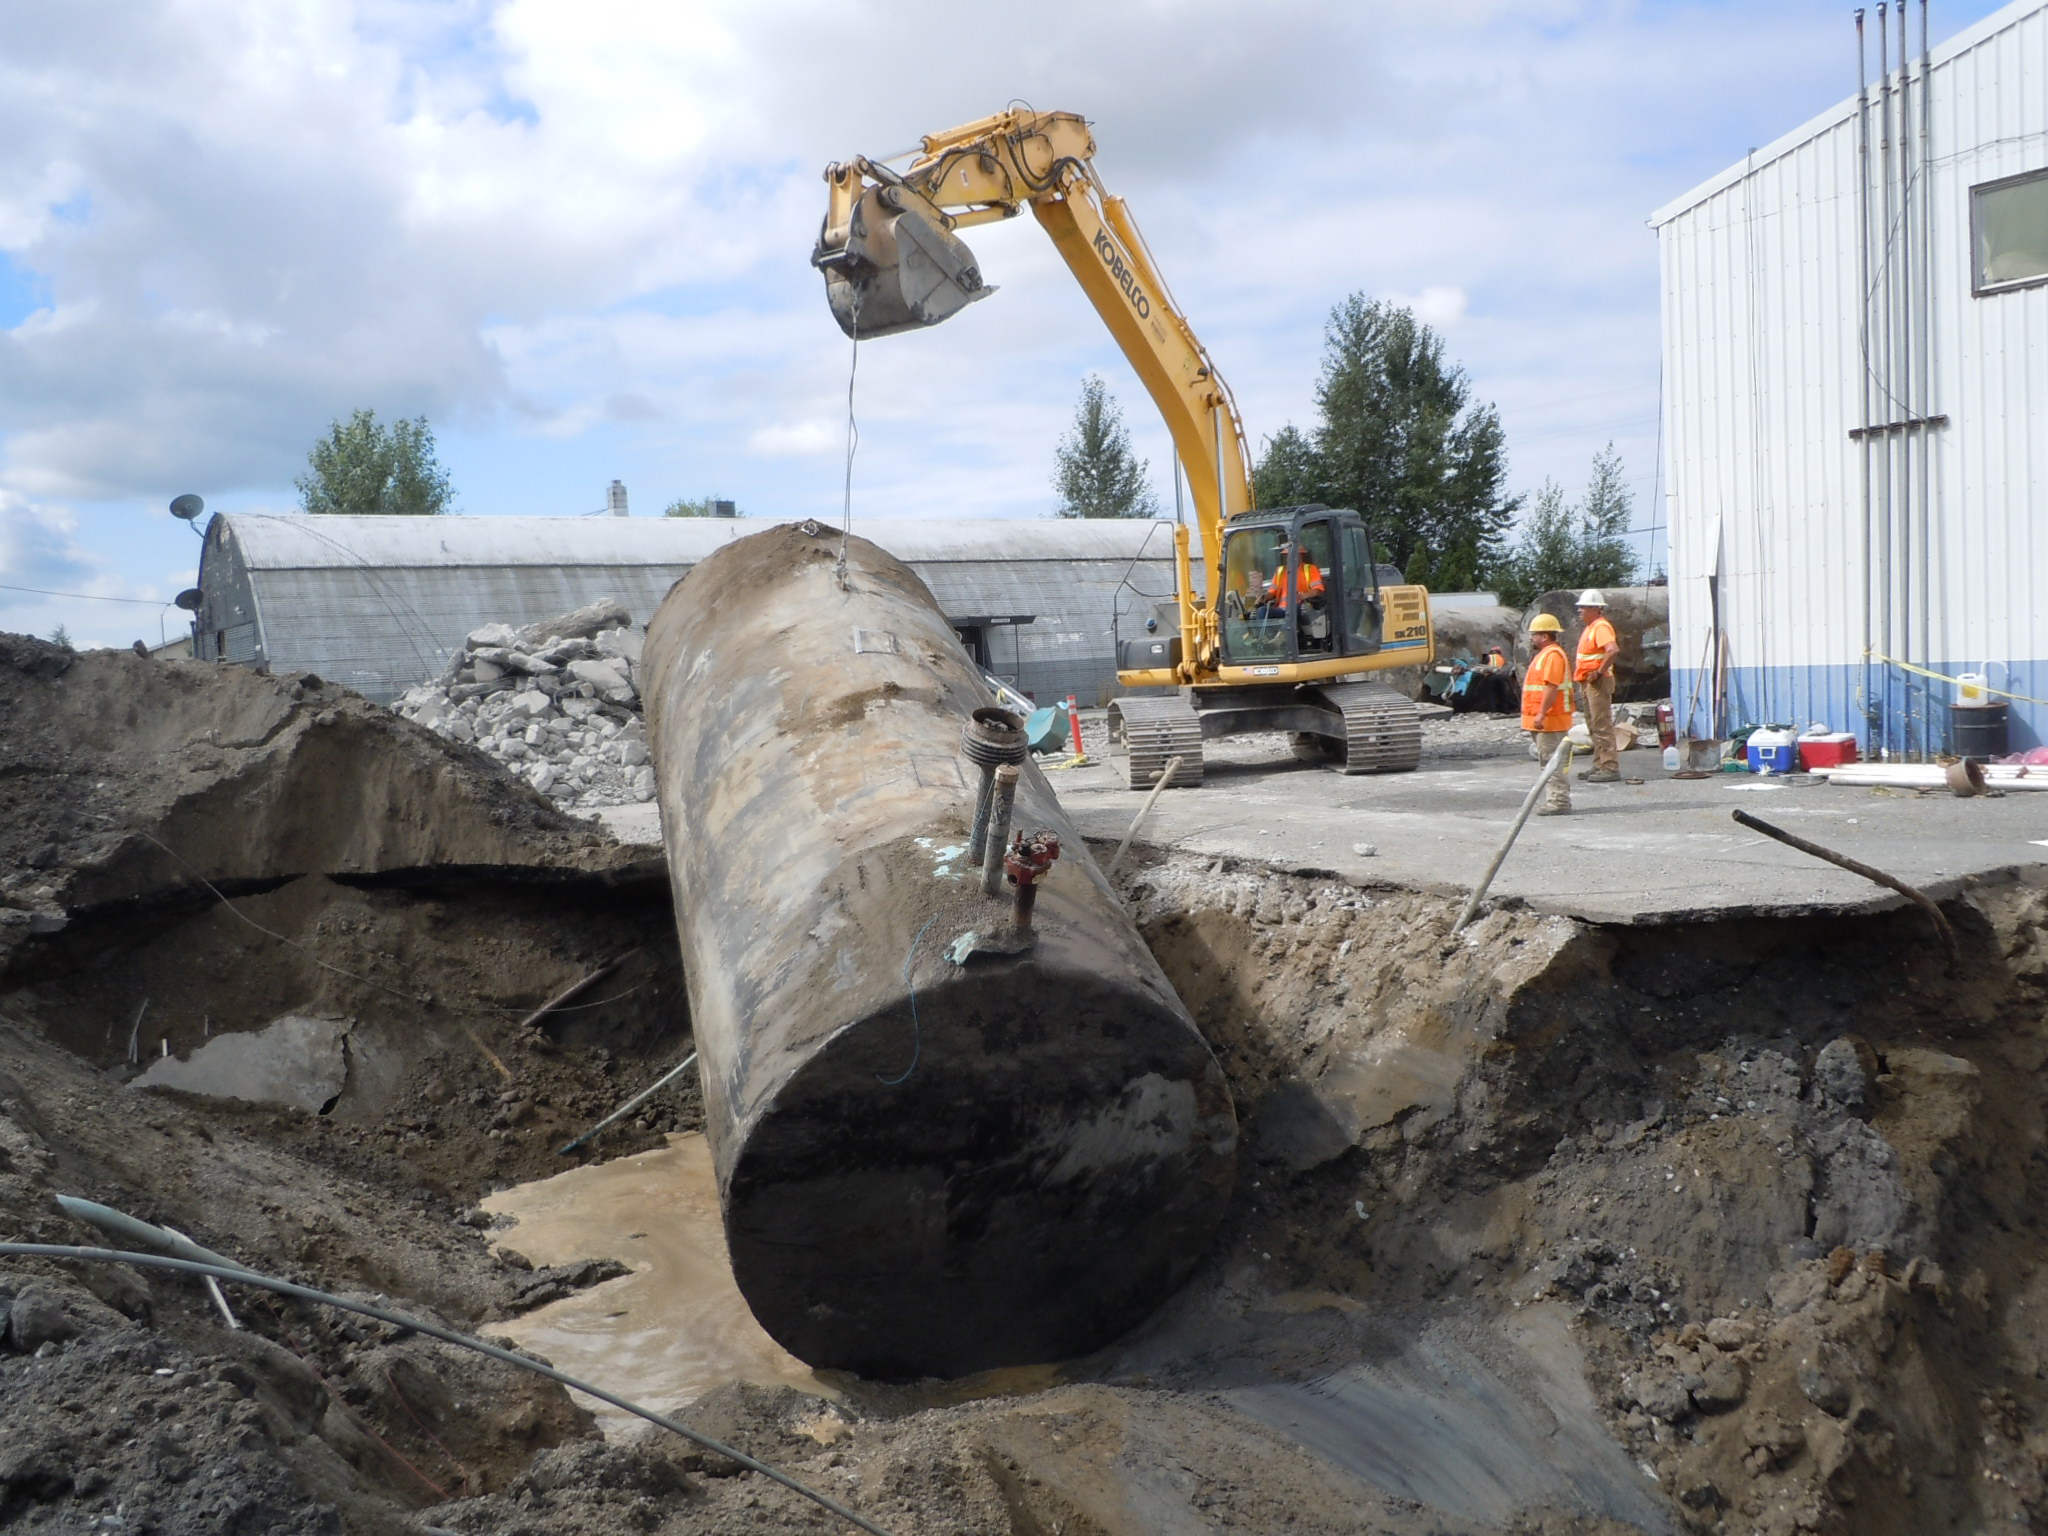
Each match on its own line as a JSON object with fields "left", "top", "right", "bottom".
{"left": 1003, "top": 830, "right": 1061, "bottom": 887}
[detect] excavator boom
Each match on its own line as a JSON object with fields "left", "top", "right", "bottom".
{"left": 815, "top": 110, "right": 1251, "bottom": 614}
{"left": 813, "top": 109, "right": 1434, "bottom": 786}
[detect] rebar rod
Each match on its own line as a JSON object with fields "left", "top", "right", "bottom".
{"left": 556, "top": 1051, "right": 698, "bottom": 1156}
{"left": 1730, "top": 809, "right": 1958, "bottom": 972}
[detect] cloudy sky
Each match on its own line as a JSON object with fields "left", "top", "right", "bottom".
{"left": 0, "top": 0, "right": 2010, "bottom": 647}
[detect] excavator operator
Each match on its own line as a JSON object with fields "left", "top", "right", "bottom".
{"left": 1264, "top": 539, "right": 1325, "bottom": 610}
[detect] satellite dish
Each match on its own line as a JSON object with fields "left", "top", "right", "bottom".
{"left": 174, "top": 588, "right": 204, "bottom": 612}
{"left": 169, "top": 493, "right": 205, "bottom": 521}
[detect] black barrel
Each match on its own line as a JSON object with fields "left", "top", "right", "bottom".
{"left": 1951, "top": 702, "right": 2009, "bottom": 762}
{"left": 643, "top": 523, "right": 1236, "bottom": 1380}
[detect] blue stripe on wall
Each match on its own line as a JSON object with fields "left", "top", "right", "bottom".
{"left": 1671, "top": 660, "right": 2048, "bottom": 757}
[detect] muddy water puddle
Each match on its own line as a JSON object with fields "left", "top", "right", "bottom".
{"left": 482, "top": 1132, "right": 830, "bottom": 1435}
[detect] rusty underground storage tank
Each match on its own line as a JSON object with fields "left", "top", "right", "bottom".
{"left": 642, "top": 522, "right": 1236, "bottom": 1380}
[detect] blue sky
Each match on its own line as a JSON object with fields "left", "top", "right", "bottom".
{"left": 0, "top": 0, "right": 2016, "bottom": 647}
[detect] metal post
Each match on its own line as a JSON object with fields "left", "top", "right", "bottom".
{"left": 1856, "top": 9, "right": 1876, "bottom": 753}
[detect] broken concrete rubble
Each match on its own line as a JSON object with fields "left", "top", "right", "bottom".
{"left": 393, "top": 598, "right": 655, "bottom": 812}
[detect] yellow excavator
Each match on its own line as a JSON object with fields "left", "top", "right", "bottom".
{"left": 813, "top": 108, "right": 1434, "bottom": 787}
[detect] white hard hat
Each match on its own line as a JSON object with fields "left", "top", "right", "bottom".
{"left": 1575, "top": 589, "right": 1608, "bottom": 607}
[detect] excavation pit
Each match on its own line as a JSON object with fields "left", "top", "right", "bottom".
{"left": 9, "top": 635, "right": 2048, "bottom": 1534}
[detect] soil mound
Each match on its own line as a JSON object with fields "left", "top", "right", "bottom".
{"left": 0, "top": 639, "right": 627, "bottom": 962}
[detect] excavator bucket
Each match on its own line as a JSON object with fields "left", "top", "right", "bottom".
{"left": 815, "top": 187, "right": 993, "bottom": 339}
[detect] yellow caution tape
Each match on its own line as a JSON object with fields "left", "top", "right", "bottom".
{"left": 1865, "top": 649, "right": 2048, "bottom": 709}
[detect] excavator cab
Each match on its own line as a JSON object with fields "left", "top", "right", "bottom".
{"left": 814, "top": 182, "right": 994, "bottom": 340}
{"left": 1218, "top": 507, "right": 1386, "bottom": 667}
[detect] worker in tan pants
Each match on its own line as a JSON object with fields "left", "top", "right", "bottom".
{"left": 1573, "top": 590, "right": 1621, "bottom": 783}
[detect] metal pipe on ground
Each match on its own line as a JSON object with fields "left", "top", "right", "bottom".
{"left": 642, "top": 523, "right": 1236, "bottom": 1380}
{"left": 1730, "top": 809, "right": 1959, "bottom": 973}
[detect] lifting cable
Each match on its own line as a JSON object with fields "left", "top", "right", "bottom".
{"left": 837, "top": 286, "right": 861, "bottom": 591}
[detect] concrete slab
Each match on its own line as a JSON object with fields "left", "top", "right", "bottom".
{"left": 1052, "top": 711, "right": 2048, "bottom": 925}
{"left": 134, "top": 1012, "right": 352, "bottom": 1112}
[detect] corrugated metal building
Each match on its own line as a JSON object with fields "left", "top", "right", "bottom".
{"left": 1654, "top": 0, "right": 2048, "bottom": 755}
{"left": 191, "top": 513, "right": 1180, "bottom": 705}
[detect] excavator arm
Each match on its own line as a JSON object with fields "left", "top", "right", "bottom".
{"left": 813, "top": 109, "right": 1250, "bottom": 675}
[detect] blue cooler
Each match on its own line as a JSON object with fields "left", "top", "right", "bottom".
{"left": 1746, "top": 727, "right": 1796, "bottom": 774}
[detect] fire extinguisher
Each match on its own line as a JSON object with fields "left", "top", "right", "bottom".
{"left": 1656, "top": 700, "right": 1676, "bottom": 749}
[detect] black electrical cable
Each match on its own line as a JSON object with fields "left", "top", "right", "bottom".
{"left": 0, "top": 1243, "right": 897, "bottom": 1536}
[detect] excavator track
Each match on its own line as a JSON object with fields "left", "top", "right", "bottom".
{"left": 1107, "top": 698, "right": 1205, "bottom": 789}
{"left": 1313, "top": 682, "right": 1423, "bottom": 774}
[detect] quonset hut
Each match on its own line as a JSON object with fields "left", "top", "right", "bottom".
{"left": 190, "top": 514, "right": 1182, "bottom": 706}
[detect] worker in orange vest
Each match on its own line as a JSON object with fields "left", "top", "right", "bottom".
{"left": 1522, "top": 613, "right": 1573, "bottom": 816}
{"left": 1264, "top": 538, "right": 1325, "bottom": 608}
{"left": 1573, "top": 589, "right": 1622, "bottom": 783}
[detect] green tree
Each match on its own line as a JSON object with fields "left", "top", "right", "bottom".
{"left": 296, "top": 410, "right": 453, "bottom": 516}
{"left": 1251, "top": 424, "right": 1321, "bottom": 509}
{"left": 663, "top": 496, "right": 741, "bottom": 518}
{"left": 1491, "top": 442, "right": 1641, "bottom": 607}
{"left": 1052, "top": 375, "right": 1159, "bottom": 519}
{"left": 48, "top": 623, "right": 72, "bottom": 649}
{"left": 1253, "top": 296, "right": 1516, "bottom": 589}
{"left": 1574, "top": 441, "right": 1637, "bottom": 587}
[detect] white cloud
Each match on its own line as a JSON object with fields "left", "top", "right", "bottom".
{"left": 747, "top": 419, "right": 841, "bottom": 458}
{"left": 1398, "top": 286, "right": 1471, "bottom": 329}
{"left": 0, "top": 0, "right": 2017, "bottom": 639}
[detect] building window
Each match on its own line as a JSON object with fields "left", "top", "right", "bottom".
{"left": 1973, "top": 167, "right": 2048, "bottom": 294}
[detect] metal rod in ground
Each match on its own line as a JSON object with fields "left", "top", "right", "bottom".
{"left": 1730, "top": 809, "right": 1961, "bottom": 972}
{"left": 165, "top": 1227, "right": 240, "bottom": 1330}
{"left": 515, "top": 948, "right": 641, "bottom": 1034}
{"left": 556, "top": 1051, "right": 698, "bottom": 1156}
{"left": 1453, "top": 736, "right": 1575, "bottom": 932}
{"left": 1106, "top": 755, "right": 1186, "bottom": 881}
{"left": 0, "top": 1240, "right": 897, "bottom": 1536}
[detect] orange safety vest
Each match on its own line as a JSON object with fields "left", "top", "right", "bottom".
{"left": 1521, "top": 644, "right": 1572, "bottom": 731}
{"left": 1268, "top": 560, "right": 1324, "bottom": 607}
{"left": 1574, "top": 616, "right": 1618, "bottom": 682}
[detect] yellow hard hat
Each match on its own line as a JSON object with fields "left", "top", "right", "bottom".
{"left": 1528, "top": 613, "right": 1564, "bottom": 634}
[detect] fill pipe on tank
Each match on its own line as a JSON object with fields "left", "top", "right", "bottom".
{"left": 642, "top": 522, "right": 1237, "bottom": 1381}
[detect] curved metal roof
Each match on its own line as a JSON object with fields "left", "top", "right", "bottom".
{"left": 213, "top": 513, "right": 1180, "bottom": 570}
